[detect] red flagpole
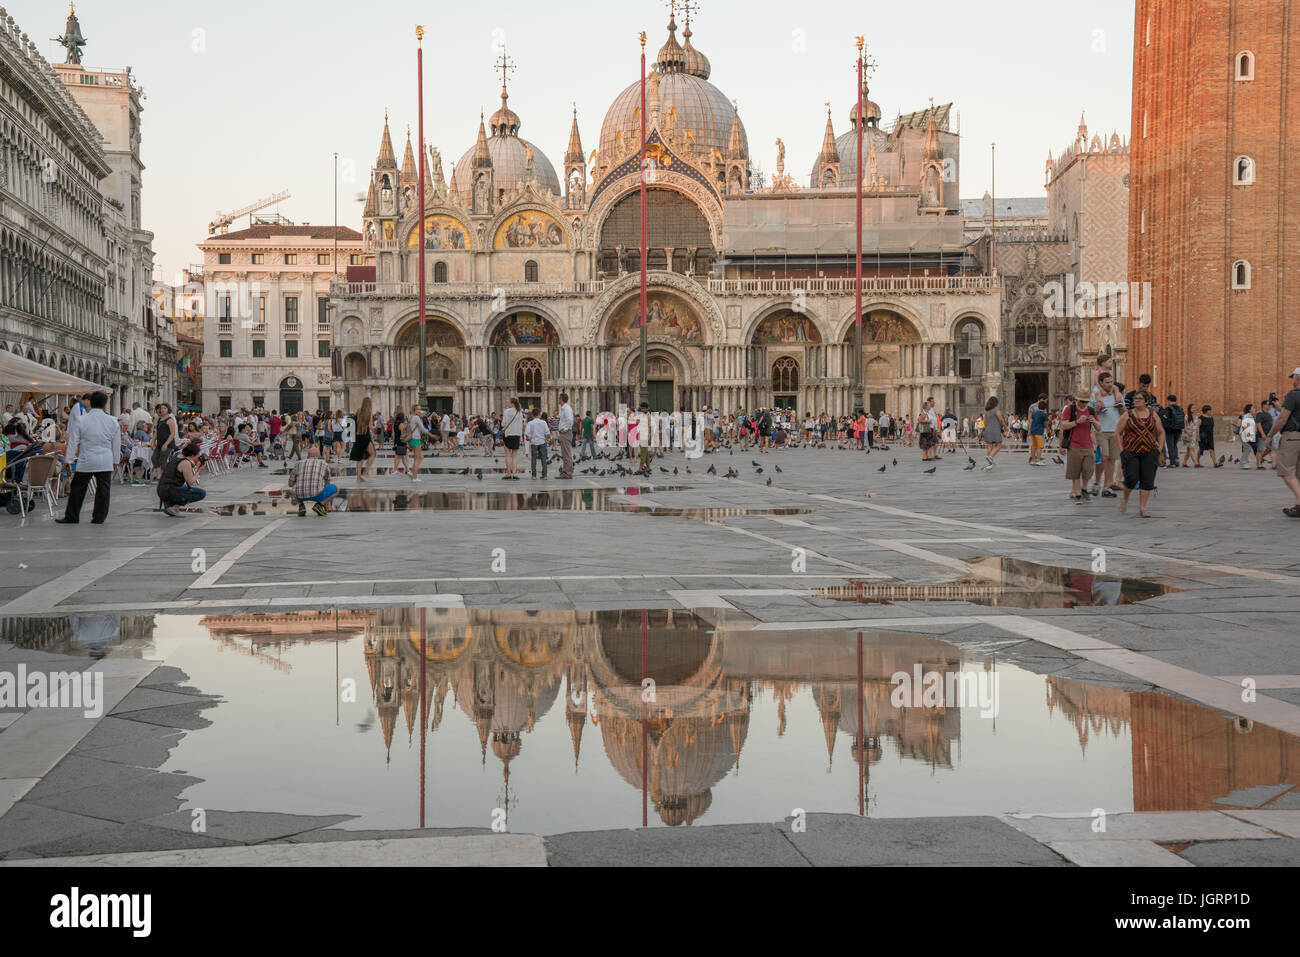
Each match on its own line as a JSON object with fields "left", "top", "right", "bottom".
{"left": 854, "top": 36, "right": 864, "bottom": 416}
{"left": 638, "top": 31, "right": 648, "bottom": 409}
{"left": 416, "top": 26, "right": 427, "bottom": 403}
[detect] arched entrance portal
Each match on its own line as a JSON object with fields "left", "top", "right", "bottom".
{"left": 603, "top": 290, "right": 704, "bottom": 410}
{"left": 395, "top": 317, "right": 465, "bottom": 414}
{"left": 279, "top": 375, "right": 304, "bottom": 414}
{"left": 844, "top": 309, "right": 922, "bottom": 417}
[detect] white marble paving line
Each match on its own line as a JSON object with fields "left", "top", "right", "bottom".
{"left": 863, "top": 539, "right": 972, "bottom": 573}
{"left": 1003, "top": 811, "right": 1276, "bottom": 843}
{"left": 0, "top": 547, "right": 153, "bottom": 615}
{"left": 1216, "top": 675, "right": 1300, "bottom": 689}
{"left": 0, "top": 834, "right": 548, "bottom": 867}
{"left": 666, "top": 588, "right": 813, "bottom": 610}
{"left": 799, "top": 489, "right": 1300, "bottom": 584}
{"left": 754, "top": 614, "right": 987, "bottom": 632}
{"left": 1046, "top": 840, "right": 1194, "bottom": 867}
{"left": 41, "top": 594, "right": 462, "bottom": 614}
{"left": 189, "top": 572, "right": 862, "bottom": 589}
{"left": 702, "top": 521, "right": 887, "bottom": 578}
{"left": 187, "top": 518, "right": 288, "bottom": 589}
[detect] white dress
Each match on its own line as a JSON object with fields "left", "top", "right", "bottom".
{"left": 670, "top": 411, "right": 683, "bottom": 449}
{"left": 649, "top": 412, "right": 662, "bottom": 449}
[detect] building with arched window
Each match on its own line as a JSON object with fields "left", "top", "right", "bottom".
{"left": 329, "top": 7, "right": 1000, "bottom": 419}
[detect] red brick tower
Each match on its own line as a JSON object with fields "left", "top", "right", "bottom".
{"left": 1129, "top": 0, "right": 1299, "bottom": 413}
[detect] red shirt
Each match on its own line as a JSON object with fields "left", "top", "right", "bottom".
{"left": 1063, "top": 405, "right": 1097, "bottom": 449}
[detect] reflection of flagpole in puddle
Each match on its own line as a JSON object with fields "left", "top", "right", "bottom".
{"left": 857, "top": 632, "right": 865, "bottom": 817}
{"left": 419, "top": 607, "right": 427, "bottom": 829}
{"left": 641, "top": 608, "right": 648, "bottom": 829}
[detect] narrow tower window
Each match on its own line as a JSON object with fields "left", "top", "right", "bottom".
{"left": 1235, "top": 51, "right": 1255, "bottom": 80}
{"left": 1231, "top": 260, "right": 1251, "bottom": 289}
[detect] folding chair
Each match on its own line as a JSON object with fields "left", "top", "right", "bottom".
{"left": 16, "top": 454, "right": 59, "bottom": 519}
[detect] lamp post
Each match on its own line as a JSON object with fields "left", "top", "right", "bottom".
{"left": 854, "top": 36, "right": 865, "bottom": 415}
{"left": 639, "top": 31, "right": 649, "bottom": 409}
{"left": 416, "top": 25, "right": 427, "bottom": 404}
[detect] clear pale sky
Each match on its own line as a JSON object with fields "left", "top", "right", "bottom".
{"left": 13, "top": 0, "right": 1135, "bottom": 281}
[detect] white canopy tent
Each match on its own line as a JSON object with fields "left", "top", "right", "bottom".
{"left": 0, "top": 349, "right": 103, "bottom": 396}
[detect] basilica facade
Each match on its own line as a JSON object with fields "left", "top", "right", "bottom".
{"left": 329, "top": 10, "right": 1001, "bottom": 419}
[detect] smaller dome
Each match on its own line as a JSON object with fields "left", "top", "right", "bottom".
{"left": 489, "top": 90, "right": 521, "bottom": 137}
{"left": 681, "top": 24, "right": 710, "bottom": 79}
{"left": 656, "top": 15, "right": 686, "bottom": 73}
{"left": 851, "top": 98, "right": 882, "bottom": 128}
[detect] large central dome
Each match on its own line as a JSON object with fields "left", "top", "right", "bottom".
{"left": 599, "top": 15, "right": 746, "bottom": 166}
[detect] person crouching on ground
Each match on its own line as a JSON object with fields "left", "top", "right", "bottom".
{"left": 289, "top": 445, "right": 340, "bottom": 516}
{"left": 158, "top": 442, "right": 208, "bottom": 516}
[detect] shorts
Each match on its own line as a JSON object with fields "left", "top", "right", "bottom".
{"left": 1097, "top": 431, "right": 1120, "bottom": 460}
{"left": 1065, "top": 446, "right": 1094, "bottom": 481}
{"left": 408, "top": 437, "right": 422, "bottom": 449}
{"left": 503, "top": 435, "right": 521, "bottom": 451}
{"left": 1121, "top": 449, "right": 1159, "bottom": 491}
{"left": 1275, "top": 432, "right": 1300, "bottom": 478}
{"left": 1030, "top": 434, "right": 1044, "bottom": 452}
{"left": 301, "top": 483, "right": 339, "bottom": 503}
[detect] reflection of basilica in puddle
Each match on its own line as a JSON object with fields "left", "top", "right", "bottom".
{"left": 814, "top": 556, "right": 1180, "bottom": 609}
{"left": 175, "top": 486, "right": 812, "bottom": 522}
{"left": 171, "top": 608, "right": 1297, "bottom": 831}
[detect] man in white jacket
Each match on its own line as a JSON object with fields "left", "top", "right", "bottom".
{"left": 57, "top": 391, "right": 120, "bottom": 525}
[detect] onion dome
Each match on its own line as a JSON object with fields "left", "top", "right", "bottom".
{"left": 655, "top": 13, "right": 686, "bottom": 72}
{"left": 680, "top": 18, "right": 711, "bottom": 79}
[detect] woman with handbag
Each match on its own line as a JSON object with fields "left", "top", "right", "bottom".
{"left": 501, "top": 398, "right": 524, "bottom": 479}
{"left": 1116, "top": 390, "right": 1165, "bottom": 518}
{"left": 981, "top": 396, "right": 1007, "bottom": 470}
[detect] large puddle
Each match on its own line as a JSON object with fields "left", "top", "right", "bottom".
{"left": 3, "top": 608, "right": 1292, "bottom": 833}
{"left": 814, "top": 556, "right": 1180, "bottom": 609}
{"left": 158, "top": 485, "right": 813, "bottom": 521}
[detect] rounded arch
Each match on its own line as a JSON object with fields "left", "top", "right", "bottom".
{"left": 342, "top": 351, "right": 367, "bottom": 381}
{"left": 834, "top": 302, "right": 927, "bottom": 344}
{"left": 486, "top": 309, "right": 562, "bottom": 347}
{"left": 743, "top": 302, "right": 827, "bottom": 344}
{"left": 514, "top": 356, "right": 544, "bottom": 394}
{"left": 949, "top": 311, "right": 995, "bottom": 343}
{"left": 772, "top": 355, "right": 800, "bottom": 392}
{"left": 338, "top": 315, "right": 365, "bottom": 347}
{"left": 1233, "top": 155, "right": 1255, "bottom": 185}
{"left": 489, "top": 205, "right": 569, "bottom": 249}
{"left": 601, "top": 288, "right": 708, "bottom": 347}
{"left": 585, "top": 272, "right": 724, "bottom": 345}
{"left": 588, "top": 180, "right": 722, "bottom": 260}
{"left": 614, "top": 340, "right": 698, "bottom": 386}
{"left": 404, "top": 211, "right": 474, "bottom": 251}
{"left": 389, "top": 310, "right": 469, "bottom": 348}
{"left": 1235, "top": 50, "right": 1255, "bottom": 80}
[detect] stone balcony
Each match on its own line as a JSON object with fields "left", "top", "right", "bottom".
{"left": 329, "top": 275, "right": 999, "bottom": 300}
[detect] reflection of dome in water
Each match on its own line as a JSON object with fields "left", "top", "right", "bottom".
{"left": 599, "top": 707, "right": 749, "bottom": 827}
{"left": 599, "top": 14, "right": 745, "bottom": 166}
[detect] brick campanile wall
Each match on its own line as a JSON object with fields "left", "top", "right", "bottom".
{"left": 1129, "top": 0, "right": 1298, "bottom": 414}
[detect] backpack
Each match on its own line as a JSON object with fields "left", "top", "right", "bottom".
{"left": 1169, "top": 404, "right": 1185, "bottom": 431}
{"left": 1059, "top": 403, "right": 1076, "bottom": 452}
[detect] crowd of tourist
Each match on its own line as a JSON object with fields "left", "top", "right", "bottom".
{"left": 4, "top": 358, "right": 1299, "bottom": 523}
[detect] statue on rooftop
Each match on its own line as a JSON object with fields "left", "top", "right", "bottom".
{"left": 53, "top": 3, "right": 86, "bottom": 65}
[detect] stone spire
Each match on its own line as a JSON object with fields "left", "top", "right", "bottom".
{"left": 818, "top": 106, "right": 839, "bottom": 165}
{"left": 400, "top": 128, "right": 417, "bottom": 186}
{"left": 362, "top": 179, "right": 377, "bottom": 218}
{"left": 565, "top": 105, "right": 584, "bottom": 165}
{"left": 375, "top": 112, "right": 397, "bottom": 169}
{"left": 727, "top": 104, "right": 745, "bottom": 159}
{"left": 472, "top": 111, "right": 492, "bottom": 169}
{"left": 923, "top": 100, "right": 940, "bottom": 162}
